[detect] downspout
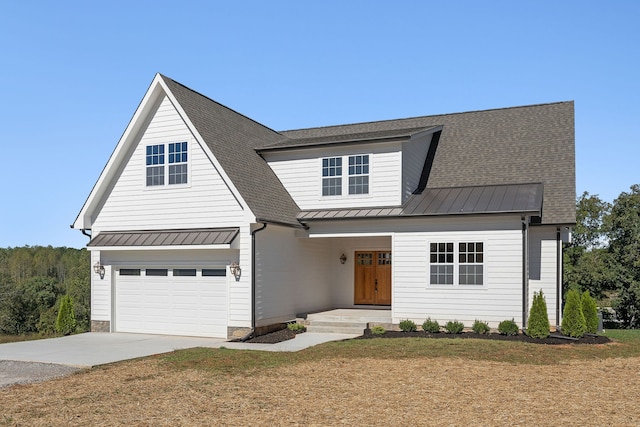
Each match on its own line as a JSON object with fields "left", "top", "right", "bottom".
{"left": 81, "top": 229, "right": 92, "bottom": 240}
{"left": 522, "top": 218, "right": 529, "bottom": 329}
{"left": 240, "top": 222, "right": 267, "bottom": 341}
{"left": 556, "top": 228, "right": 562, "bottom": 329}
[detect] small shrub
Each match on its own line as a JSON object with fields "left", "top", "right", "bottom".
{"left": 399, "top": 319, "right": 417, "bottom": 332}
{"left": 581, "top": 290, "right": 599, "bottom": 334}
{"left": 55, "top": 295, "right": 76, "bottom": 336}
{"left": 562, "top": 289, "right": 586, "bottom": 338}
{"left": 527, "top": 290, "right": 550, "bottom": 338}
{"left": 422, "top": 318, "right": 440, "bottom": 333}
{"left": 498, "top": 319, "right": 519, "bottom": 336}
{"left": 444, "top": 320, "right": 464, "bottom": 334}
{"left": 370, "top": 325, "right": 386, "bottom": 335}
{"left": 287, "top": 323, "right": 306, "bottom": 333}
{"left": 471, "top": 319, "right": 490, "bottom": 334}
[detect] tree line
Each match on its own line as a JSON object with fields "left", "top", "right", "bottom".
{"left": 0, "top": 246, "right": 89, "bottom": 335}
{"left": 564, "top": 184, "right": 640, "bottom": 328}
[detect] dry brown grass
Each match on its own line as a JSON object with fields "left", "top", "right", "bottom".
{"left": 2, "top": 343, "right": 640, "bottom": 426}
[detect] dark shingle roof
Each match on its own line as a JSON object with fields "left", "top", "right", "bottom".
{"left": 282, "top": 102, "right": 575, "bottom": 225}
{"left": 88, "top": 228, "right": 239, "bottom": 247}
{"left": 161, "top": 76, "right": 302, "bottom": 228}
{"left": 298, "top": 183, "right": 543, "bottom": 221}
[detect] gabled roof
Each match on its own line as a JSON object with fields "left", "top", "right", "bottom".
{"left": 282, "top": 102, "right": 575, "bottom": 225}
{"left": 298, "top": 183, "right": 544, "bottom": 220}
{"left": 160, "top": 76, "right": 302, "bottom": 228}
{"left": 258, "top": 126, "right": 441, "bottom": 151}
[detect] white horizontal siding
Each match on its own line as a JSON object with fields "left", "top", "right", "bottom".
{"left": 93, "top": 96, "right": 245, "bottom": 232}
{"left": 90, "top": 250, "right": 111, "bottom": 322}
{"left": 392, "top": 217, "right": 525, "bottom": 327}
{"left": 264, "top": 143, "right": 402, "bottom": 210}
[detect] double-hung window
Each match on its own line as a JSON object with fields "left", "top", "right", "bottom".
{"left": 429, "top": 241, "right": 484, "bottom": 286}
{"left": 322, "top": 154, "right": 370, "bottom": 197}
{"left": 146, "top": 142, "right": 188, "bottom": 187}
{"left": 322, "top": 157, "right": 342, "bottom": 196}
{"left": 348, "top": 155, "right": 369, "bottom": 194}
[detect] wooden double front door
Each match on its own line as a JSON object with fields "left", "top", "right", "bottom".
{"left": 354, "top": 251, "right": 391, "bottom": 305}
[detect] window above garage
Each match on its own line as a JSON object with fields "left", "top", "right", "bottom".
{"left": 146, "top": 142, "right": 189, "bottom": 187}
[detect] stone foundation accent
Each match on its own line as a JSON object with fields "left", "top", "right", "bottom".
{"left": 91, "top": 320, "right": 110, "bottom": 332}
{"left": 227, "top": 326, "right": 251, "bottom": 339}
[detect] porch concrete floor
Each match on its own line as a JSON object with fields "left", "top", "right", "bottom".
{"left": 306, "top": 309, "right": 392, "bottom": 323}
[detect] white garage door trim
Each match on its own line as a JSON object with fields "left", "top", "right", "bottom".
{"left": 115, "top": 266, "right": 228, "bottom": 338}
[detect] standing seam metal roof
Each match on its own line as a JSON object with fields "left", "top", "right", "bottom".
{"left": 88, "top": 228, "right": 239, "bottom": 247}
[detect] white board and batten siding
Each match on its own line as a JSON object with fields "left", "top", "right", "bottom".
{"left": 529, "top": 226, "right": 560, "bottom": 326}
{"left": 264, "top": 143, "right": 403, "bottom": 210}
{"left": 91, "top": 96, "right": 247, "bottom": 234}
{"left": 392, "top": 216, "right": 525, "bottom": 328}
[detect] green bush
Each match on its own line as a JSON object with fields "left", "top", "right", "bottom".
{"left": 562, "top": 289, "right": 587, "bottom": 338}
{"left": 471, "top": 319, "right": 490, "bottom": 334}
{"left": 498, "top": 319, "right": 519, "bottom": 336}
{"left": 444, "top": 320, "right": 464, "bottom": 334}
{"left": 527, "top": 290, "right": 550, "bottom": 338}
{"left": 422, "top": 318, "right": 440, "bottom": 333}
{"left": 55, "top": 295, "right": 76, "bottom": 336}
{"left": 399, "top": 319, "right": 417, "bottom": 332}
{"left": 370, "top": 325, "right": 386, "bottom": 335}
{"left": 581, "top": 290, "right": 599, "bottom": 334}
{"left": 287, "top": 322, "right": 306, "bottom": 333}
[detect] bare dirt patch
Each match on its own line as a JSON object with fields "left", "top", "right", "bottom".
{"left": 2, "top": 348, "right": 639, "bottom": 426}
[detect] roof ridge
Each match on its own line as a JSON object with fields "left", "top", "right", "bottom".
{"left": 280, "top": 101, "right": 574, "bottom": 134}
{"left": 158, "top": 73, "right": 288, "bottom": 140}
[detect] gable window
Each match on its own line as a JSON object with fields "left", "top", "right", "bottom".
{"left": 348, "top": 155, "right": 369, "bottom": 194}
{"left": 429, "top": 241, "right": 484, "bottom": 286}
{"left": 146, "top": 144, "right": 165, "bottom": 186}
{"left": 322, "top": 157, "right": 342, "bottom": 196}
{"left": 145, "top": 142, "right": 188, "bottom": 187}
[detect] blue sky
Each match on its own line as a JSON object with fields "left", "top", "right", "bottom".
{"left": 0, "top": 1, "right": 638, "bottom": 248}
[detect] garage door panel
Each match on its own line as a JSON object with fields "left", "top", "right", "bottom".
{"left": 115, "top": 268, "right": 228, "bottom": 338}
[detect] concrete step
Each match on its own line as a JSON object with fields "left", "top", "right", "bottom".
{"left": 306, "top": 324, "right": 367, "bottom": 335}
{"left": 306, "top": 314, "right": 391, "bottom": 324}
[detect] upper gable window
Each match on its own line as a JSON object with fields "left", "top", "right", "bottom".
{"left": 348, "top": 155, "right": 369, "bottom": 195}
{"left": 322, "top": 154, "right": 370, "bottom": 197}
{"left": 146, "top": 142, "right": 188, "bottom": 187}
{"left": 322, "top": 157, "right": 342, "bottom": 196}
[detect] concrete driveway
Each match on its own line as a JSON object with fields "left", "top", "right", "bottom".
{"left": 0, "top": 333, "right": 226, "bottom": 368}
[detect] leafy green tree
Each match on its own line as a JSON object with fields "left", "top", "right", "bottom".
{"left": 607, "top": 185, "right": 640, "bottom": 328}
{"left": 527, "top": 290, "right": 550, "bottom": 338}
{"left": 562, "top": 289, "right": 586, "bottom": 338}
{"left": 581, "top": 290, "right": 599, "bottom": 334}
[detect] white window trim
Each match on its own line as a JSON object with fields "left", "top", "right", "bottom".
{"left": 428, "top": 240, "right": 487, "bottom": 288}
{"left": 144, "top": 140, "right": 192, "bottom": 189}
{"left": 319, "top": 153, "right": 373, "bottom": 199}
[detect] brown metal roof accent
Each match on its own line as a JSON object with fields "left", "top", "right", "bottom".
{"left": 297, "top": 183, "right": 543, "bottom": 221}
{"left": 88, "top": 228, "right": 239, "bottom": 247}
{"left": 258, "top": 126, "right": 440, "bottom": 151}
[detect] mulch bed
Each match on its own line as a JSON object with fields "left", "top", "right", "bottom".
{"left": 358, "top": 330, "right": 611, "bottom": 344}
{"left": 241, "top": 327, "right": 610, "bottom": 345}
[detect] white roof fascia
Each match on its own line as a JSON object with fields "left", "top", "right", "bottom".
{"left": 72, "top": 74, "right": 254, "bottom": 230}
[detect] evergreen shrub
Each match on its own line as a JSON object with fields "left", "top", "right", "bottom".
{"left": 562, "top": 289, "right": 587, "bottom": 338}
{"left": 370, "top": 325, "right": 386, "bottom": 335}
{"left": 527, "top": 290, "right": 550, "bottom": 338}
{"left": 471, "top": 319, "right": 490, "bottom": 334}
{"left": 444, "top": 320, "right": 464, "bottom": 334}
{"left": 581, "top": 290, "right": 599, "bottom": 334}
{"left": 399, "top": 319, "right": 417, "bottom": 332}
{"left": 55, "top": 295, "right": 76, "bottom": 336}
{"left": 498, "top": 319, "right": 519, "bottom": 336}
{"left": 422, "top": 318, "right": 440, "bottom": 333}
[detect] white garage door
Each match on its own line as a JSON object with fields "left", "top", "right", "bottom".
{"left": 115, "top": 267, "right": 228, "bottom": 338}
